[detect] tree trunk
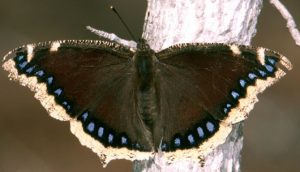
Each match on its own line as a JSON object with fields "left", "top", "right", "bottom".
{"left": 134, "top": 0, "right": 263, "bottom": 171}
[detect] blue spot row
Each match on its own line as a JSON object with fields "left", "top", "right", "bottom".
{"left": 223, "top": 55, "right": 278, "bottom": 117}
{"left": 79, "top": 111, "right": 134, "bottom": 150}
{"left": 13, "top": 52, "right": 73, "bottom": 115}
{"left": 265, "top": 56, "right": 278, "bottom": 74}
{"left": 222, "top": 89, "right": 242, "bottom": 116}
{"left": 247, "top": 56, "right": 277, "bottom": 81}
{"left": 166, "top": 118, "right": 219, "bottom": 151}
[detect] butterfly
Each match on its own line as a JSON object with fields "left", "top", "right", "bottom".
{"left": 2, "top": 39, "right": 292, "bottom": 163}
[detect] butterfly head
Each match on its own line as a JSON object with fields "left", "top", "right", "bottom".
{"left": 135, "top": 39, "right": 155, "bottom": 58}
{"left": 137, "top": 39, "right": 151, "bottom": 51}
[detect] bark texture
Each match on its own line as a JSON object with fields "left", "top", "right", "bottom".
{"left": 134, "top": 0, "right": 263, "bottom": 171}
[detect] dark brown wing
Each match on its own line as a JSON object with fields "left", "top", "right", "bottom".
{"left": 2, "top": 40, "right": 152, "bottom": 152}
{"left": 153, "top": 43, "right": 291, "bottom": 151}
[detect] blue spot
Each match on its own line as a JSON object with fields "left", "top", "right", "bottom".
{"left": 197, "top": 127, "right": 204, "bottom": 138}
{"left": 224, "top": 107, "right": 228, "bottom": 114}
{"left": 231, "top": 91, "right": 240, "bottom": 99}
{"left": 82, "top": 112, "right": 88, "bottom": 121}
{"left": 239, "top": 79, "right": 247, "bottom": 88}
{"left": 265, "top": 65, "right": 274, "bottom": 73}
{"left": 206, "top": 121, "right": 215, "bottom": 133}
{"left": 17, "top": 55, "right": 25, "bottom": 61}
{"left": 248, "top": 73, "right": 257, "bottom": 80}
{"left": 25, "top": 66, "right": 35, "bottom": 74}
{"left": 121, "top": 137, "right": 128, "bottom": 145}
{"left": 226, "top": 104, "right": 232, "bottom": 108}
{"left": 98, "top": 127, "right": 104, "bottom": 137}
{"left": 267, "top": 57, "right": 276, "bottom": 65}
{"left": 135, "top": 143, "right": 141, "bottom": 149}
{"left": 258, "top": 69, "right": 267, "bottom": 77}
{"left": 18, "top": 61, "right": 28, "bottom": 69}
{"left": 35, "top": 70, "right": 45, "bottom": 77}
{"left": 62, "top": 101, "right": 71, "bottom": 110}
{"left": 161, "top": 143, "right": 167, "bottom": 150}
{"left": 174, "top": 138, "right": 181, "bottom": 147}
{"left": 87, "top": 122, "right": 95, "bottom": 132}
{"left": 54, "top": 88, "right": 62, "bottom": 96}
{"left": 47, "top": 76, "right": 53, "bottom": 85}
{"left": 188, "top": 134, "right": 195, "bottom": 144}
{"left": 108, "top": 133, "right": 114, "bottom": 143}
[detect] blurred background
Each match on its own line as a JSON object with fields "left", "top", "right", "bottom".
{"left": 0, "top": 0, "right": 299, "bottom": 171}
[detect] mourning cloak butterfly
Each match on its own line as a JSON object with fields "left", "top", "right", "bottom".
{"left": 2, "top": 39, "right": 292, "bottom": 163}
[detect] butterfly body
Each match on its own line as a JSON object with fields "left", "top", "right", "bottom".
{"left": 2, "top": 40, "right": 292, "bottom": 161}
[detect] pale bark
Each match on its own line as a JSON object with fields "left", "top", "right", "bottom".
{"left": 134, "top": 0, "right": 263, "bottom": 171}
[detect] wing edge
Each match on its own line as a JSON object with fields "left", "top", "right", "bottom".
{"left": 2, "top": 40, "right": 134, "bottom": 62}
{"left": 156, "top": 43, "right": 292, "bottom": 71}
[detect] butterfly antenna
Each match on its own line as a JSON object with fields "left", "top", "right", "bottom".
{"left": 110, "top": 6, "right": 137, "bottom": 42}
